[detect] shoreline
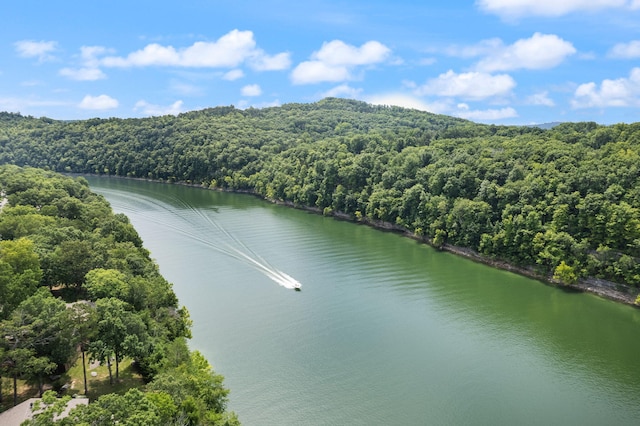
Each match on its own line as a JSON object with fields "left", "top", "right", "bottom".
{"left": 83, "top": 174, "right": 639, "bottom": 307}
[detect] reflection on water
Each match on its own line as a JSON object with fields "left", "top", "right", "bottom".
{"left": 88, "top": 176, "right": 640, "bottom": 426}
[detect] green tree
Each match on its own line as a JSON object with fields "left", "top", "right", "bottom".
{"left": 0, "top": 238, "right": 42, "bottom": 317}
{"left": 68, "top": 302, "right": 97, "bottom": 395}
{"left": 89, "top": 298, "right": 149, "bottom": 384}
{"left": 554, "top": 261, "right": 578, "bottom": 285}
{"left": 84, "top": 268, "right": 128, "bottom": 300}
{"left": 147, "top": 351, "right": 235, "bottom": 425}
{"left": 50, "top": 239, "right": 94, "bottom": 288}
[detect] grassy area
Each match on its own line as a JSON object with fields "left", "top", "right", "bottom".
{"left": 65, "top": 355, "right": 145, "bottom": 401}
{"left": 0, "top": 354, "right": 145, "bottom": 413}
{"left": 0, "top": 376, "right": 39, "bottom": 412}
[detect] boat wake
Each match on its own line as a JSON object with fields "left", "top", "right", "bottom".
{"left": 98, "top": 188, "right": 302, "bottom": 291}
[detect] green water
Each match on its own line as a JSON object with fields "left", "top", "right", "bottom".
{"left": 87, "top": 176, "right": 640, "bottom": 426}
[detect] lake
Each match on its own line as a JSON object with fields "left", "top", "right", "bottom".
{"left": 86, "top": 176, "right": 640, "bottom": 425}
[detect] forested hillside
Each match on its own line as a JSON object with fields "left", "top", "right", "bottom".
{"left": 0, "top": 166, "right": 239, "bottom": 425}
{"left": 1, "top": 98, "right": 639, "bottom": 289}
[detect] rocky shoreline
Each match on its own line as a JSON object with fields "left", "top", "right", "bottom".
{"left": 270, "top": 197, "right": 639, "bottom": 307}
{"left": 83, "top": 175, "right": 640, "bottom": 307}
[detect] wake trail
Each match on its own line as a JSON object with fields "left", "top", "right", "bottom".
{"left": 99, "top": 188, "right": 302, "bottom": 290}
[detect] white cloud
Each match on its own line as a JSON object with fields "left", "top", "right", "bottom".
{"left": 314, "top": 40, "right": 390, "bottom": 66}
{"left": 571, "top": 67, "right": 640, "bottom": 108}
{"left": 476, "top": 33, "right": 575, "bottom": 72}
{"left": 0, "top": 96, "right": 67, "bottom": 112}
{"left": 58, "top": 46, "right": 112, "bottom": 81}
{"left": 249, "top": 51, "right": 291, "bottom": 71}
{"left": 79, "top": 94, "right": 119, "bottom": 110}
{"left": 454, "top": 103, "right": 518, "bottom": 121}
{"left": 101, "top": 30, "right": 288, "bottom": 70}
{"left": 415, "top": 70, "right": 516, "bottom": 100}
{"left": 134, "top": 100, "right": 184, "bottom": 116}
{"left": 444, "top": 38, "right": 503, "bottom": 58}
{"left": 320, "top": 84, "right": 363, "bottom": 99}
{"left": 59, "top": 67, "right": 106, "bottom": 81}
{"left": 222, "top": 69, "right": 245, "bottom": 81}
{"left": 291, "top": 61, "right": 350, "bottom": 84}
{"left": 241, "top": 84, "right": 262, "bottom": 97}
{"left": 526, "top": 91, "right": 555, "bottom": 106}
{"left": 291, "top": 40, "right": 391, "bottom": 85}
{"left": 365, "top": 94, "right": 517, "bottom": 121}
{"left": 476, "top": 0, "right": 635, "bottom": 18}
{"left": 14, "top": 40, "right": 57, "bottom": 62}
{"left": 609, "top": 40, "right": 640, "bottom": 58}
{"left": 80, "top": 46, "right": 112, "bottom": 66}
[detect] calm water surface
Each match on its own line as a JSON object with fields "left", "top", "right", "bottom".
{"left": 87, "top": 176, "right": 640, "bottom": 426}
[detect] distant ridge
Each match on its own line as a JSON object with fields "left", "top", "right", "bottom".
{"left": 526, "top": 121, "right": 563, "bottom": 129}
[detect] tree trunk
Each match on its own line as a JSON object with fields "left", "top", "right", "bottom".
{"left": 13, "top": 374, "right": 17, "bottom": 406}
{"left": 38, "top": 376, "right": 43, "bottom": 397}
{"left": 107, "top": 357, "right": 113, "bottom": 385}
{"left": 1, "top": 374, "right": 3, "bottom": 404}
{"left": 115, "top": 352, "right": 120, "bottom": 381}
{"left": 82, "top": 350, "right": 88, "bottom": 395}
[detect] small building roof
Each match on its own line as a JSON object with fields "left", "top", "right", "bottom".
{"left": 0, "top": 397, "right": 89, "bottom": 426}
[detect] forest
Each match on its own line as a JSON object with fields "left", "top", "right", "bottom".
{"left": 0, "top": 97, "right": 639, "bottom": 291}
{"left": 0, "top": 165, "right": 239, "bottom": 425}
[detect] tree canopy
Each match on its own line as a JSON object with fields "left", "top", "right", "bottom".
{"left": 0, "top": 166, "right": 237, "bottom": 425}
{"left": 1, "top": 98, "right": 638, "bottom": 287}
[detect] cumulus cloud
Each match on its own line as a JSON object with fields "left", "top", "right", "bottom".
{"left": 291, "top": 61, "right": 351, "bottom": 84}
{"left": 476, "top": 33, "right": 575, "bottom": 72}
{"left": 249, "top": 51, "right": 291, "bottom": 71}
{"left": 314, "top": 40, "right": 390, "bottom": 66}
{"left": 320, "top": 84, "right": 363, "bottom": 99}
{"left": 59, "top": 67, "right": 106, "bottom": 81}
{"left": 58, "top": 46, "right": 112, "bottom": 81}
{"left": 526, "top": 91, "right": 555, "bottom": 106}
{"left": 415, "top": 70, "right": 516, "bottom": 100}
{"left": 571, "top": 67, "right": 640, "bottom": 108}
{"left": 366, "top": 94, "right": 517, "bottom": 122}
{"left": 609, "top": 40, "right": 640, "bottom": 58}
{"left": 101, "top": 30, "right": 290, "bottom": 71}
{"left": 222, "top": 69, "right": 245, "bottom": 81}
{"left": 79, "top": 94, "right": 119, "bottom": 110}
{"left": 14, "top": 40, "right": 57, "bottom": 62}
{"left": 477, "top": 0, "right": 637, "bottom": 18}
{"left": 291, "top": 40, "right": 391, "bottom": 85}
{"left": 134, "top": 100, "right": 184, "bottom": 116}
{"left": 241, "top": 84, "right": 262, "bottom": 97}
{"left": 80, "top": 46, "right": 112, "bottom": 66}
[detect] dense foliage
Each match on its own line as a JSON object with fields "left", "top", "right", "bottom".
{"left": 0, "top": 166, "right": 238, "bottom": 425}
{"left": 0, "top": 98, "right": 639, "bottom": 288}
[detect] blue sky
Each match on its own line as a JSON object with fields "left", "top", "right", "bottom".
{"left": 2, "top": 0, "right": 640, "bottom": 124}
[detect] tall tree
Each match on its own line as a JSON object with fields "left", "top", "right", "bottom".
{"left": 68, "top": 302, "right": 97, "bottom": 395}
{"left": 90, "top": 298, "right": 149, "bottom": 384}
